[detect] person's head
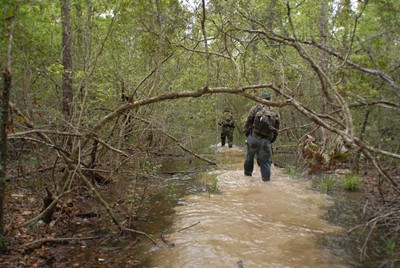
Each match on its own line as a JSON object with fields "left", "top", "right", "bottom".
{"left": 261, "top": 91, "right": 271, "bottom": 100}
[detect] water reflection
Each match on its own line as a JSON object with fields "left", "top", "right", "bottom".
{"left": 147, "top": 148, "right": 351, "bottom": 267}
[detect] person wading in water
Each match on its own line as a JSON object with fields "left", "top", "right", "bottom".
{"left": 218, "top": 108, "right": 236, "bottom": 148}
{"left": 243, "top": 92, "right": 280, "bottom": 182}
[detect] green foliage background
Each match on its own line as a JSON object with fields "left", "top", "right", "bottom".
{"left": 1, "top": 0, "right": 399, "bottom": 162}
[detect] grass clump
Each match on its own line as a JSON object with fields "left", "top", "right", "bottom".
{"left": 342, "top": 173, "right": 360, "bottom": 192}
{"left": 196, "top": 172, "right": 219, "bottom": 194}
{"left": 318, "top": 175, "right": 336, "bottom": 193}
{"left": 208, "top": 174, "right": 219, "bottom": 194}
{"left": 284, "top": 165, "right": 302, "bottom": 178}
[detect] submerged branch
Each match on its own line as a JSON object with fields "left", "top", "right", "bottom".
{"left": 177, "top": 221, "right": 201, "bottom": 232}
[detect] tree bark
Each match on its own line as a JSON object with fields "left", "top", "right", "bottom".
{"left": 0, "top": 70, "right": 11, "bottom": 244}
{"left": 38, "top": 0, "right": 74, "bottom": 224}
{"left": 0, "top": 4, "right": 17, "bottom": 247}
{"left": 52, "top": 0, "right": 73, "bottom": 223}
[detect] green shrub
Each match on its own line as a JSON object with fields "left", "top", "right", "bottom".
{"left": 342, "top": 173, "right": 360, "bottom": 192}
{"left": 208, "top": 174, "right": 219, "bottom": 194}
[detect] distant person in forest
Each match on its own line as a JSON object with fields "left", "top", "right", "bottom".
{"left": 218, "top": 108, "right": 236, "bottom": 148}
{"left": 243, "top": 92, "right": 280, "bottom": 181}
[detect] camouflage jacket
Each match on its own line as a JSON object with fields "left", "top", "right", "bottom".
{"left": 219, "top": 111, "right": 235, "bottom": 128}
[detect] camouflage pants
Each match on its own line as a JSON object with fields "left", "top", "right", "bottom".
{"left": 221, "top": 126, "right": 234, "bottom": 148}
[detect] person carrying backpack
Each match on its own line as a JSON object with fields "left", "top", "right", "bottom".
{"left": 243, "top": 92, "right": 280, "bottom": 181}
{"left": 218, "top": 108, "right": 236, "bottom": 148}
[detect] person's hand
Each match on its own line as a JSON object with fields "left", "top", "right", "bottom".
{"left": 271, "top": 134, "right": 277, "bottom": 143}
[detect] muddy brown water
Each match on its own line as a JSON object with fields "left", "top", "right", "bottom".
{"left": 144, "top": 147, "right": 354, "bottom": 267}
{"left": 54, "top": 146, "right": 386, "bottom": 267}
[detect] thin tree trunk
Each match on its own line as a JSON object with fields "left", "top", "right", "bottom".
{"left": 318, "top": 0, "right": 330, "bottom": 147}
{"left": 61, "top": 0, "right": 73, "bottom": 120}
{"left": 154, "top": 0, "right": 164, "bottom": 92}
{"left": 201, "top": 0, "right": 211, "bottom": 87}
{"left": 353, "top": 108, "right": 371, "bottom": 173}
{"left": 0, "top": 70, "right": 11, "bottom": 244}
{"left": 0, "top": 5, "right": 17, "bottom": 247}
{"left": 41, "top": 0, "right": 74, "bottom": 223}
{"left": 266, "top": 0, "right": 277, "bottom": 31}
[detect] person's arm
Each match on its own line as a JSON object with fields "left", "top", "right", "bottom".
{"left": 271, "top": 112, "right": 281, "bottom": 143}
{"left": 244, "top": 105, "right": 258, "bottom": 136}
{"left": 218, "top": 116, "right": 223, "bottom": 126}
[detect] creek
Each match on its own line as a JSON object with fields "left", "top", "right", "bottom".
{"left": 59, "top": 146, "right": 383, "bottom": 267}
{"left": 139, "top": 147, "right": 364, "bottom": 267}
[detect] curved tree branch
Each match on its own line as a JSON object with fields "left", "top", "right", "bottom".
{"left": 134, "top": 117, "right": 217, "bottom": 165}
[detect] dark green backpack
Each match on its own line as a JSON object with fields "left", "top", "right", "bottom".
{"left": 253, "top": 106, "right": 279, "bottom": 138}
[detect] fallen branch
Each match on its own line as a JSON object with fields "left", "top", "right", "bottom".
{"left": 24, "top": 235, "right": 102, "bottom": 249}
{"left": 123, "top": 227, "right": 157, "bottom": 245}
